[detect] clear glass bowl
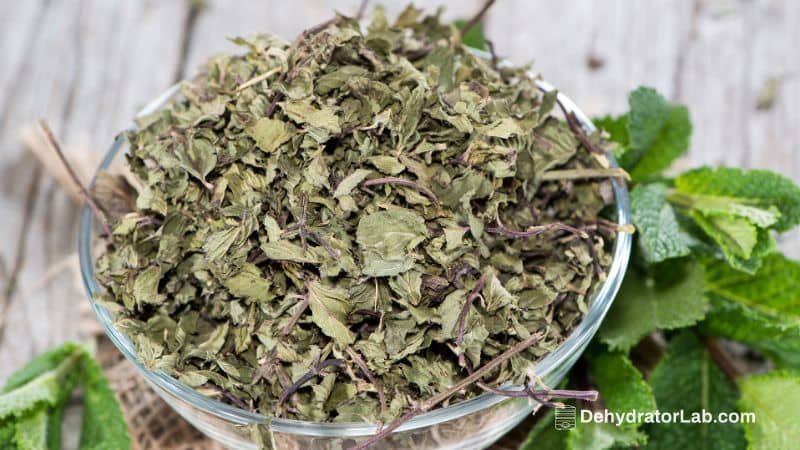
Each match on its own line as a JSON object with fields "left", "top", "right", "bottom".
{"left": 78, "top": 79, "right": 632, "bottom": 449}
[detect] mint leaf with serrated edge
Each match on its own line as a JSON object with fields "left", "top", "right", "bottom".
{"left": 576, "top": 350, "right": 653, "bottom": 448}
{"left": 738, "top": 371, "right": 800, "bottom": 450}
{"left": 631, "top": 183, "right": 692, "bottom": 263}
{"left": 675, "top": 167, "right": 800, "bottom": 232}
{"left": 600, "top": 86, "right": 691, "bottom": 181}
{"left": 2, "top": 343, "right": 81, "bottom": 392}
{"left": 702, "top": 253, "right": 800, "bottom": 368}
{"left": 664, "top": 166, "right": 800, "bottom": 273}
{"left": 688, "top": 211, "right": 778, "bottom": 274}
{"left": 644, "top": 332, "right": 746, "bottom": 450}
{"left": 0, "top": 350, "right": 82, "bottom": 420}
{"left": 629, "top": 104, "right": 691, "bottom": 180}
{"left": 599, "top": 260, "right": 708, "bottom": 351}
{"left": 589, "top": 350, "right": 656, "bottom": 416}
{"left": 0, "top": 343, "right": 131, "bottom": 450}
{"left": 78, "top": 353, "right": 131, "bottom": 450}
{"left": 15, "top": 408, "right": 48, "bottom": 450}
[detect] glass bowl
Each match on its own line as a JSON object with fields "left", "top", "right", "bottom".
{"left": 79, "top": 78, "right": 632, "bottom": 449}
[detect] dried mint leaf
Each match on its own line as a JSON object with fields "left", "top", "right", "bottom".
{"left": 93, "top": 5, "right": 617, "bottom": 423}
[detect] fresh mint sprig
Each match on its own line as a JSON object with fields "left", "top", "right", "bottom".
{"left": 0, "top": 342, "right": 131, "bottom": 450}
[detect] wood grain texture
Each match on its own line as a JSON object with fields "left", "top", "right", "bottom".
{"left": 0, "top": 0, "right": 188, "bottom": 380}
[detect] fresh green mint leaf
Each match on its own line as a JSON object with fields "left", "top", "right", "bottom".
{"left": 579, "top": 350, "right": 654, "bottom": 448}
{"left": 669, "top": 192, "right": 781, "bottom": 228}
{"left": 521, "top": 384, "right": 648, "bottom": 450}
{"left": 2, "top": 343, "right": 81, "bottom": 393}
{"left": 686, "top": 210, "right": 776, "bottom": 274}
{"left": 0, "top": 343, "right": 131, "bottom": 450}
{"left": 607, "top": 87, "right": 691, "bottom": 181}
{"left": 46, "top": 402, "right": 66, "bottom": 450}
{"left": 631, "top": 183, "right": 692, "bottom": 263}
{"left": 594, "top": 114, "right": 629, "bottom": 151}
{"left": 589, "top": 351, "right": 656, "bottom": 416}
{"left": 738, "top": 370, "right": 800, "bottom": 450}
{"left": 77, "top": 354, "right": 131, "bottom": 450}
{"left": 519, "top": 409, "right": 568, "bottom": 450}
{"left": 14, "top": 408, "right": 48, "bottom": 450}
{"left": 0, "top": 421, "right": 14, "bottom": 448}
{"left": 691, "top": 211, "right": 759, "bottom": 258}
{"left": 567, "top": 421, "right": 646, "bottom": 450}
{"left": 627, "top": 87, "right": 671, "bottom": 154}
{"left": 668, "top": 166, "right": 800, "bottom": 272}
{"left": 0, "top": 351, "right": 82, "bottom": 420}
{"left": 702, "top": 253, "right": 800, "bottom": 368}
{"left": 600, "top": 261, "right": 708, "bottom": 351}
{"left": 454, "top": 19, "right": 487, "bottom": 50}
{"left": 675, "top": 167, "right": 800, "bottom": 232}
{"left": 644, "top": 332, "right": 746, "bottom": 450}
{"left": 629, "top": 104, "right": 690, "bottom": 180}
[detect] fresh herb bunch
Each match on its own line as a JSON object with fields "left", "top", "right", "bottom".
{"left": 0, "top": 343, "right": 131, "bottom": 450}
{"left": 520, "top": 86, "right": 800, "bottom": 450}
{"left": 90, "top": 4, "right": 621, "bottom": 425}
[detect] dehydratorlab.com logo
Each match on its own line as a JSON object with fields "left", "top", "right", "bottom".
{"left": 553, "top": 407, "right": 755, "bottom": 430}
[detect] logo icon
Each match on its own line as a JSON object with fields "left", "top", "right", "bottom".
{"left": 554, "top": 405, "right": 577, "bottom": 430}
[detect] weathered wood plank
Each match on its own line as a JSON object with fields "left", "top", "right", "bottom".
{"left": 744, "top": 0, "right": 800, "bottom": 258}
{"left": 675, "top": 0, "right": 800, "bottom": 257}
{"left": 0, "top": 0, "right": 190, "bottom": 381}
{"left": 485, "top": 0, "right": 695, "bottom": 116}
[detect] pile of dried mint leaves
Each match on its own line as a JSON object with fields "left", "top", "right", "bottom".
{"left": 92, "top": 5, "right": 620, "bottom": 425}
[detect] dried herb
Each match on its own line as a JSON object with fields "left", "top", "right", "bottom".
{"left": 91, "top": 3, "right": 616, "bottom": 428}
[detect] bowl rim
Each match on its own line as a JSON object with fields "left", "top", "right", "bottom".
{"left": 78, "top": 72, "right": 632, "bottom": 437}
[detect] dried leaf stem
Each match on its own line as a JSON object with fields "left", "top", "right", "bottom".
{"left": 276, "top": 358, "right": 343, "bottom": 407}
{"left": 362, "top": 177, "right": 439, "bottom": 203}
{"left": 281, "top": 294, "right": 310, "bottom": 336}
{"left": 540, "top": 167, "right": 630, "bottom": 182}
{"left": 355, "top": 0, "right": 370, "bottom": 20}
{"left": 266, "top": 16, "right": 343, "bottom": 117}
{"left": 486, "top": 220, "right": 588, "bottom": 240}
{"left": 456, "top": 274, "right": 488, "bottom": 347}
{"left": 236, "top": 67, "right": 281, "bottom": 91}
{"left": 476, "top": 381, "right": 598, "bottom": 406}
{"left": 351, "top": 332, "right": 543, "bottom": 450}
{"left": 38, "top": 120, "right": 112, "bottom": 237}
{"left": 459, "top": 0, "right": 496, "bottom": 39}
{"left": 206, "top": 382, "right": 252, "bottom": 411}
{"left": 346, "top": 346, "right": 387, "bottom": 412}
{"left": 555, "top": 100, "right": 605, "bottom": 155}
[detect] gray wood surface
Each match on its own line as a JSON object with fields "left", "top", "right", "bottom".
{"left": 0, "top": 0, "right": 797, "bottom": 447}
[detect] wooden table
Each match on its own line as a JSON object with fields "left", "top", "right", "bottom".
{"left": 1, "top": 0, "right": 797, "bottom": 447}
